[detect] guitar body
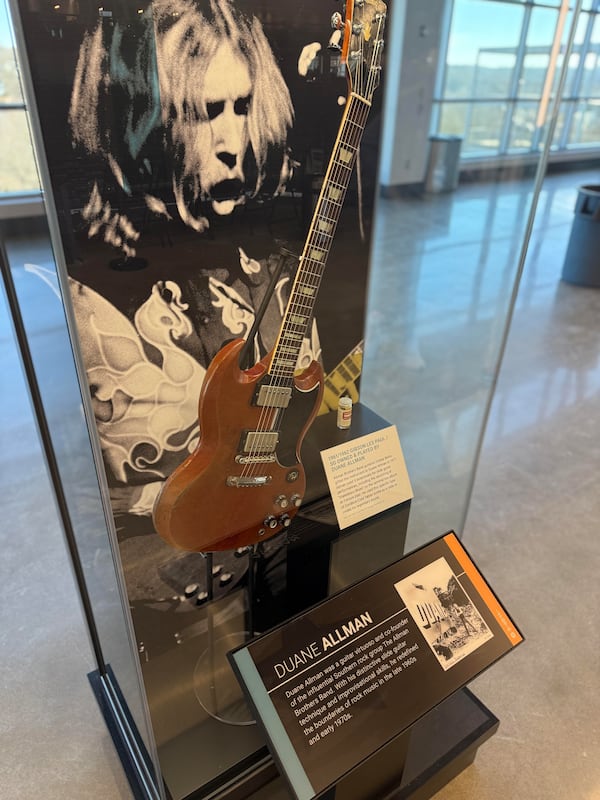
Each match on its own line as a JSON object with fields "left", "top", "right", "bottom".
{"left": 153, "top": 338, "right": 324, "bottom": 551}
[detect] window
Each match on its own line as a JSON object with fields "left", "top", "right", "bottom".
{"left": 434, "top": 0, "right": 600, "bottom": 159}
{"left": 0, "top": 0, "right": 39, "bottom": 194}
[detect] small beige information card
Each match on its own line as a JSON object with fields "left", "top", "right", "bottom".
{"left": 320, "top": 425, "right": 413, "bottom": 529}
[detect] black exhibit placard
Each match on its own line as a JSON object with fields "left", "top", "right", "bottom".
{"left": 229, "top": 532, "right": 523, "bottom": 800}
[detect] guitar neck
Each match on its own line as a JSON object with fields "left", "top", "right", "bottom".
{"left": 268, "top": 92, "right": 371, "bottom": 381}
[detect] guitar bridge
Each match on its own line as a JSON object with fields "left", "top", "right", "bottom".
{"left": 227, "top": 475, "right": 272, "bottom": 487}
{"left": 235, "top": 454, "right": 277, "bottom": 464}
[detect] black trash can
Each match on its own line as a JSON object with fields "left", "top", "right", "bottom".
{"left": 561, "top": 184, "right": 600, "bottom": 288}
{"left": 425, "top": 135, "right": 463, "bottom": 193}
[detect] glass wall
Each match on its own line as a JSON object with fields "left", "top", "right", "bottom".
{"left": 434, "top": 0, "right": 600, "bottom": 158}
{"left": 363, "top": 0, "right": 593, "bottom": 553}
{"left": 2, "top": 0, "right": 161, "bottom": 790}
{"left": 2, "top": 0, "right": 597, "bottom": 796}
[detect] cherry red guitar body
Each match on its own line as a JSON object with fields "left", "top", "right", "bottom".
{"left": 153, "top": 338, "right": 323, "bottom": 551}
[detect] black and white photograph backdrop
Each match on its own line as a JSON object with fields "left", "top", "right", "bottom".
{"left": 16, "top": 0, "right": 386, "bottom": 637}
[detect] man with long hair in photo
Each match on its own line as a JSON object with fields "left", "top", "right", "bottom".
{"left": 66, "top": 0, "right": 320, "bottom": 507}
{"left": 69, "top": 0, "right": 295, "bottom": 252}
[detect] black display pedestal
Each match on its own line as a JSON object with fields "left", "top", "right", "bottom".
{"left": 90, "top": 666, "right": 498, "bottom": 800}
{"left": 397, "top": 688, "right": 498, "bottom": 799}
{"left": 327, "top": 687, "right": 498, "bottom": 800}
{"left": 88, "top": 667, "right": 161, "bottom": 800}
{"left": 88, "top": 405, "right": 500, "bottom": 799}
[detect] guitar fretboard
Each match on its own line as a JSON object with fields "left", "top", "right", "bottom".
{"left": 268, "top": 92, "right": 371, "bottom": 381}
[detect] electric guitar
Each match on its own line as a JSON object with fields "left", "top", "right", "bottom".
{"left": 153, "top": 0, "right": 387, "bottom": 551}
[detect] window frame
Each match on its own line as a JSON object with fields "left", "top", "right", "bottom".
{"left": 433, "top": 0, "right": 600, "bottom": 159}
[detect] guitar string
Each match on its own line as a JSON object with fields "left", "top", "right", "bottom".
{"left": 242, "top": 98, "right": 370, "bottom": 484}
{"left": 248, "top": 20, "right": 384, "bottom": 471}
{"left": 242, "top": 13, "right": 384, "bottom": 488}
{"left": 242, "top": 96, "right": 370, "bottom": 481}
{"left": 242, "top": 37, "right": 377, "bottom": 484}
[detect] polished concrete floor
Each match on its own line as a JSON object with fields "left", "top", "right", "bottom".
{"left": 1, "top": 167, "right": 599, "bottom": 799}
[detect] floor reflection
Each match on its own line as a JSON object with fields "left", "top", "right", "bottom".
{"left": 362, "top": 167, "right": 600, "bottom": 548}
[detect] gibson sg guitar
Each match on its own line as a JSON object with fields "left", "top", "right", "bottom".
{"left": 153, "top": 0, "right": 387, "bottom": 551}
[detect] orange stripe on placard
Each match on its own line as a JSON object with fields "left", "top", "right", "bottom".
{"left": 444, "top": 533, "right": 523, "bottom": 647}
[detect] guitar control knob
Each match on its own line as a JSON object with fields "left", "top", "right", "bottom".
{"left": 280, "top": 514, "right": 292, "bottom": 528}
{"left": 264, "top": 515, "right": 278, "bottom": 529}
{"left": 291, "top": 494, "right": 302, "bottom": 508}
{"left": 195, "top": 591, "right": 209, "bottom": 606}
{"left": 276, "top": 495, "right": 289, "bottom": 509}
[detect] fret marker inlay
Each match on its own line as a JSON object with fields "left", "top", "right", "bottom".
{"left": 269, "top": 93, "right": 372, "bottom": 380}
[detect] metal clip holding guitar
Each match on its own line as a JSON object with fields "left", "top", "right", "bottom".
{"left": 152, "top": 0, "right": 387, "bottom": 553}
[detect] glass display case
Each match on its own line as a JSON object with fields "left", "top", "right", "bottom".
{"left": 2, "top": 0, "right": 583, "bottom": 797}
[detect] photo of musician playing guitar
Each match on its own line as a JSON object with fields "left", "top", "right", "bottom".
{"left": 20, "top": 0, "right": 385, "bottom": 592}
{"left": 66, "top": 0, "right": 320, "bottom": 513}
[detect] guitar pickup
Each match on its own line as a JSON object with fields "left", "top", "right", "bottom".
{"left": 255, "top": 385, "right": 292, "bottom": 408}
{"left": 243, "top": 431, "right": 279, "bottom": 453}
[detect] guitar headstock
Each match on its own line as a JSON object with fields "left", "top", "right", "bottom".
{"left": 338, "top": 0, "right": 387, "bottom": 102}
